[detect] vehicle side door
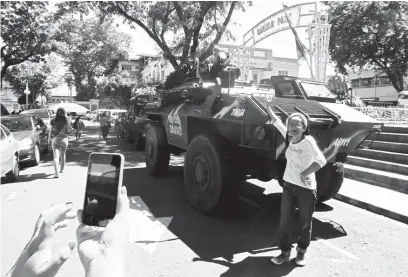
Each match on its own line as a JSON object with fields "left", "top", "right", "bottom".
{"left": 0, "top": 126, "right": 12, "bottom": 176}
{"left": 32, "top": 115, "right": 48, "bottom": 152}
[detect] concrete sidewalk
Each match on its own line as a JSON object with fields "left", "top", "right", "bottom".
{"left": 335, "top": 178, "right": 408, "bottom": 224}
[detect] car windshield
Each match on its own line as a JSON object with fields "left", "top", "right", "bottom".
{"left": 1, "top": 117, "right": 32, "bottom": 132}
{"left": 300, "top": 82, "right": 336, "bottom": 98}
{"left": 21, "top": 110, "right": 49, "bottom": 119}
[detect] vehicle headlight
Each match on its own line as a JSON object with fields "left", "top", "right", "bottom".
{"left": 19, "top": 138, "right": 33, "bottom": 148}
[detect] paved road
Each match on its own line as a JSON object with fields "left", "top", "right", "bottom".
{"left": 1, "top": 127, "right": 407, "bottom": 277}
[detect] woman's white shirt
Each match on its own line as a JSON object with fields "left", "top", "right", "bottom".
{"left": 273, "top": 120, "right": 326, "bottom": 190}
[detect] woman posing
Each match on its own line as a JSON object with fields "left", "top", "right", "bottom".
{"left": 48, "top": 108, "right": 71, "bottom": 178}
{"left": 268, "top": 110, "right": 326, "bottom": 267}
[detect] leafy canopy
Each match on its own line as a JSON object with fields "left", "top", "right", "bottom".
{"left": 55, "top": 1, "right": 249, "bottom": 70}
{"left": 54, "top": 17, "right": 131, "bottom": 99}
{"left": 326, "top": 1, "right": 408, "bottom": 92}
{"left": 1, "top": 1, "right": 55, "bottom": 82}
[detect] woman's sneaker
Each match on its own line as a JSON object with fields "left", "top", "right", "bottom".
{"left": 295, "top": 252, "right": 306, "bottom": 267}
{"left": 270, "top": 253, "right": 290, "bottom": 265}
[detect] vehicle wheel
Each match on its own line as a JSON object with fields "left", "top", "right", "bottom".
{"left": 184, "top": 135, "right": 233, "bottom": 213}
{"left": 316, "top": 162, "right": 344, "bottom": 202}
{"left": 145, "top": 124, "right": 170, "bottom": 176}
{"left": 6, "top": 155, "right": 19, "bottom": 182}
{"left": 133, "top": 126, "right": 145, "bottom": 151}
{"left": 32, "top": 145, "right": 40, "bottom": 166}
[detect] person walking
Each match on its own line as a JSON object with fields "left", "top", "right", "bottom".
{"left": 74, "top": 116, "right": 85, "bottom": 141}
{"left": 48, "top": 108, "right": 71, "bottom": 178}
{"left": 99, "top": 112, "right": 110, "bottom": 139}
{"left": 268, "top": 110, "right": 326, "bottom": 267}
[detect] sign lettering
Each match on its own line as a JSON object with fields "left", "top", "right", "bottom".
{"left": 231, "top": 108, "right": 245, "bottom": 118}
{"left": 333, "top": 138, "right": 351, "bottom": 147}
{"left": 167, "top": 114, "right": 182, "bottom": 136}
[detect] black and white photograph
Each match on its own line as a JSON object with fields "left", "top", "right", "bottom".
{"left": 1, "top": 1, "right": 408, "bottom": 276}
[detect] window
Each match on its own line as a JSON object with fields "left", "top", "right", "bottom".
{"left": 33, "top": 116, "right": 45, "bottom": 127}
{"left": 380, "top": 76, "right": 391, "bottom": 84}
{"left": 253, "top": 73, "right": 258, "bottom": 83}
{"left": 360, "top": 78, "right": 372, "bottom": 87}
{"left": 0, "top": 128, "right": 5, "bottom": 140}
{"left": 122, "top": 64, "right": 132, "bottom": 71}
{"left": 351, "top": 80, "right": 360, "bottom": 87}
{"left": 3, "top": 125, "right": 11, "bottom": 137}
{"left": 278, "top": 70, "right": 288, "bottom": 76}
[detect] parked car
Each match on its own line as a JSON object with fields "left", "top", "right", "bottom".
{"left": 0, "top": 115, "right": 49, "bottom": 166}
{"left": 20, "top": 108, "right": 54, "bottom": 128}
{"left": 0, "top": 124, "right": 20, "bottom": 182}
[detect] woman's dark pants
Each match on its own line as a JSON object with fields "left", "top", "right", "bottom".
{"left": 279, "top": 182, "right": 317, "bottom": 254}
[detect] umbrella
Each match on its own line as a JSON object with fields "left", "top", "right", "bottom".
{"left": 49, "top": 102, "right": 89, "bottom": 114}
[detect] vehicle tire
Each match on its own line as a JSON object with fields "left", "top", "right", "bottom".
{"left": 145, "top": 124, "right": 170, "bottom": 176}
{"left": 32, "top": 144, "right": 40, "bottom": 166}
{"left": 133, "top": 125, "right": 145, "bottom": 151}
{"left": 184, "top": 135, "right": 233, "bottom": 213}
{"left": 316, "top": 162, "right": 344, "bottom": 203}
{"left": 6, "top": 155, "right": 19, "bottom": 182}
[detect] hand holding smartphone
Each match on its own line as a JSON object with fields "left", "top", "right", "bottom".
{"left": 82, "top": 152, "right": 125, "bottom": 227}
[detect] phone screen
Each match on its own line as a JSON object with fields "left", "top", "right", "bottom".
{"left": 82, "top": 154, "right": 123, "bottom": 227}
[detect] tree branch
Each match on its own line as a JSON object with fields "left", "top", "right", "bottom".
{"left": 199, "top": 2, "right": 236, "bottom": 61}
{"left": 112, "top": 2, "right": 179, "bottom": 69}
{"left": 191, "top": 2, "right": 216, "bottom": 55}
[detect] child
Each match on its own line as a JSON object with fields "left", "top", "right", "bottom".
{"left": 268, "top": 110, "right": 326, "bottom": 267}
{"left": 74, "top": 116, "right": 85, "bottom": 141}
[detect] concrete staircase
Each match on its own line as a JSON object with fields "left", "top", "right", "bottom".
{"left": 345, "top": 125, "right": 408, "bottom": 194}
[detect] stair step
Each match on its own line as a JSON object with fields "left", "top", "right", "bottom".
{"left": 370, "top": 141, "right": 408, "bottom": 154}
{"left": 347, "top": 156, "right": 408, "bottom": 175}
{"left": 353, "top": 149, "right": 408, "bottom": 165}
{"left": 381, "top": 125, "right": 408, "bottom": 134}
{"left": 376, "top": 132, "right": 408, "bottom": 143}
{"left": 344, "top": 163, "right": 408, "bottom": 194}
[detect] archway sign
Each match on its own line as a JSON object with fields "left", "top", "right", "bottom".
{"left": 234, "top": 2, "right": 330, "bottom": 83}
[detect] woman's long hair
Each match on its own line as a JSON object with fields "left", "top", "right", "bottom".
{"left": 55, "top": 108, "right": 68, "bottom": 123}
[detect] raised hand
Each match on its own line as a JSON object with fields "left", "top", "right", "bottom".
{"left": 7, "top": 203, "right": 77, "bottom": 277}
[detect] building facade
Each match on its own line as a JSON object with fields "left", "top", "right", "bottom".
{"left": 349, "top": 70, "right": 408, "bottom": 102}
{"left": 217, "top": 44, "right": 299, "bottom": 83}
{"left": 141, "top": 44, "right": 299, "bottom": 85}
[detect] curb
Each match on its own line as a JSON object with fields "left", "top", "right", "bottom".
{"left": 334, "top": 193, "right": 408, "bottom": 225}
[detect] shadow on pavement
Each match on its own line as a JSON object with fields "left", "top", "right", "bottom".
{"left": 40, "top": 126, "right": 146, "bottom": 168}
{"left": 13, "top": 172, "right": 55, "bottom": 183}
{"left": 123, "top": 165, "right": 348, "bottom": 275}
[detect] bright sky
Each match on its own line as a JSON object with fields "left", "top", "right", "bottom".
{"left": 116, "top": 0, "right": 335, "bottom": 78}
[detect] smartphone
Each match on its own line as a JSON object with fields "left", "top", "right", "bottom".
{"left": 82, "top": 152, "right": 125, "bottom": 227}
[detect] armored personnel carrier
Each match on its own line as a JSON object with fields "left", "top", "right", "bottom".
{"left": 140, "top": 52, "right": 383, "bottom": 212}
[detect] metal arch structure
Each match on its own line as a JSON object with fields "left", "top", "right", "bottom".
{"left": 228, "top": 2, "right": 330, "bottom": 83}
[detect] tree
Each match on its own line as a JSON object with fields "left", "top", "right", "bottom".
{"left": 55, "top": 1, "right": 249, "bottom": 70}
{"left": 54, "top": 17, "right": 131, "bottom": 100}
{"left": 1, "top": 2, "right": 55, "bottom": 85}
{"left": 95, "top": 71, "right": 139, "bottom": 106}
{"left": 4, "top": 53, "right": 66, "bottom": 104}
{"left": 325, "top": 1, "right": 408, "bottom": 92}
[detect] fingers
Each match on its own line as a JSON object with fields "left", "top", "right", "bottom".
{"left": 40, "top": 241, "right": 76, "bottom": 276}
{"left": 76, "top": 224, "right": 103, "bottom": 244}
{"left": 116, "top": 186, "right": 129, "bottom": 215}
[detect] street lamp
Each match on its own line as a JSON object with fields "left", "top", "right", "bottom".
{"left": 24, "top": 82, "right": 31, "bottom": 110}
